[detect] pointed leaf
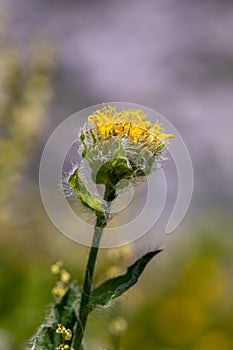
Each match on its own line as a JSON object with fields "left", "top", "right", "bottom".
{"left": 30, "top": 285, "right": 79, "bottom": 349}
{"left": 154, "top": 142, "right": 165, "bottom": 154}
{"left": 68, "top": 168, "right": 106, "bottom": 216}
{"left": 31, "top": 325, "right": 55, "bottom": 350}
{"left": 89, "top": 249, "right": 162, "bottom": 309}
{"left": 54, "top": 285, "right": 78, "bottom": 330}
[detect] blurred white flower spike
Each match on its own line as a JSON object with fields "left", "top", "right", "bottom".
{"left": 39, "top": 102, "right": 193, "bottom": 248}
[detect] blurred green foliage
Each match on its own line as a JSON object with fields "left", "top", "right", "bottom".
{"left": 0, "top": 18, "right": 54, "bottom": 349}
{"left": 0, "top": 21, "right": 53, "bottom": 204}
{"left": 119, "top": 223, "right": 233, "bottom": 350}
{"left": 1, "top": 216, "right": 233, "bottom": 350}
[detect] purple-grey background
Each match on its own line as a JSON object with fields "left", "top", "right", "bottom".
{"left": 6, "top": 0, "right": 233, "bottom": 215}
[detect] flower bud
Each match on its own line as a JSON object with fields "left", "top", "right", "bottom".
{"left": 68, "top": 105, "right": 173, "bottom": 205}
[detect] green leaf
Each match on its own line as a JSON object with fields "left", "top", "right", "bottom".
{"left": 95, "top": 157, "right": 134, "bottom": 201}
{"left": 31, "top": 325, "right": 55, "bottom": 350}
{"left": 112, "top": 139, "right": 125, "bottom": 159}
{"left": 54, "top": 285, "right": 78, "bottom": 330}
{"left": 89, "top": 249, "right": 163, "bottom": 309}
{"left": 133, "top": 151, "right": 155, "bottom": 177}
{"left": 30, "top": 285, "right": 79, "bottom": 349}
{"left": 96, "top": 157, "right": 133, "bottom": 185}
{"left": 68, "top": 168, "right": 106, "bottom": 216}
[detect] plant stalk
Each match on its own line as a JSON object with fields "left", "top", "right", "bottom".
{"left": 73, "top": 211, "right": 109, "bottom": 349}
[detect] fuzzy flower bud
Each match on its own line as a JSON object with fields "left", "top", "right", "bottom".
{"left": 68, "top": 105, "right": 173, "bottom": 204}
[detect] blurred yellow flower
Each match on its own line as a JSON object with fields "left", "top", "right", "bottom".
{"left": 50, "top": 260, "right": 64, "bottom": 274}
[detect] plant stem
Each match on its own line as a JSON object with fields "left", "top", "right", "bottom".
{"left": 73, "top": 212, "right": 108, "bottom": 350}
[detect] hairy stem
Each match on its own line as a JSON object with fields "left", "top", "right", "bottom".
{"left": 73, "top": 211, "right": 109, "bottom": 349}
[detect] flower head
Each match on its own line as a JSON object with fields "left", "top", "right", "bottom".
{"left": 88, "top": 105, "right": 173, "bottom": 147}
{"left": 68, "top": 105, "right": 173, "bottom": 203}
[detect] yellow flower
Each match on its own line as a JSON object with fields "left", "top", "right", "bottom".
{"left": 88, "top": 105, "right": 173, "bottom": 147}
{"left": 68, "top": 104, "right": 174, "bottom": 203}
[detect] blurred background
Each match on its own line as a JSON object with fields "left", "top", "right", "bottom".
{"left": 0, "top": 0, "right": 233, "bottom": 349}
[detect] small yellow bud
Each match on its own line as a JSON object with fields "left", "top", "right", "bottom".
{"left": 52, "top": 282, "right": 66, "bottom": 298}
{"left": 56, "top": 344, "right": 70, "bottom": 350}
{"left": 63, "top": 329, "right": 72, "bottom": 341}
{"left": 50, "top": 260, "right": 63, "bottom": 274}
{"left": 56, "top": 326, "right": 61, "bottom": 334}
{"left": 56, "top": 323, "right": 65, "bottom": 334}
{"left": 60, "top": 269, "right": 71, "bottom": 284}
{"left": 56, "top": 324, "right": 72, "bottom": 341}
